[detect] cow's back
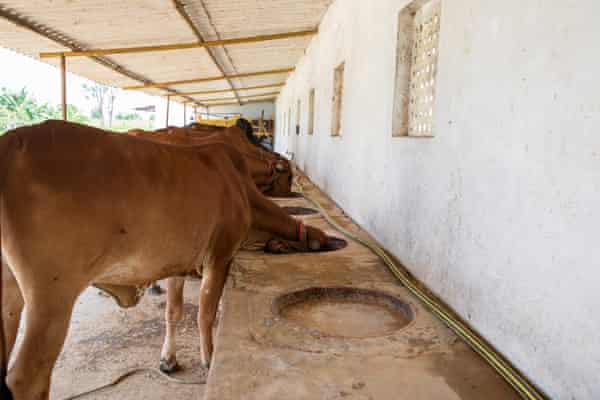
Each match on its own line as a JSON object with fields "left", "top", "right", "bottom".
{"left": 2, "top": 120, "right": 251, "bottom": 286}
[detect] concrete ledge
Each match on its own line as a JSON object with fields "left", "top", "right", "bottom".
{"left": 204, "top": 176, "right": 518, "bottom": 400}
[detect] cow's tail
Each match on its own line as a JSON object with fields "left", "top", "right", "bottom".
{"left": 0, "top": 133, "right": 14, "bottom": 400}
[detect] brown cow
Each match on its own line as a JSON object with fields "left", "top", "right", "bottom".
{"left": 129, "top": 122, "right": 294, "bottom": 297}
{"left": 128, "top": 119, "right": 293, "bottom": 197}
{"left": 0, "top": 120, "right": 332, "bottom": 400}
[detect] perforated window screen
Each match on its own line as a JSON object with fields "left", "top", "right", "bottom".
{"left": 409, "top": 2, "right": 440, "bottom": 137}
{"left": 392, "top": 0, "right": 441, "bottom": 137}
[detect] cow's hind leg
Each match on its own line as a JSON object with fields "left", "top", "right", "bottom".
{"left": 197, "top": 253, "right": 234, "bottom": 369}
{"left": 7, "top": 287, "right": 78, "bottom": 400}
{"left": 160, "top": 277, "right": 185, "bottom": 373}
{"left": 2, "top": 263, "right": 23, "bottom": 363}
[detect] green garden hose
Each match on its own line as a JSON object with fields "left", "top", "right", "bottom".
{"left": 298, "top": 184, "right": 547, "bottom": 400}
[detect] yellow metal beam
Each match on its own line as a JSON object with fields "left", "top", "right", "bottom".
{"left": 40, "top": 29, "right": 317, "bottom": 59}
{"left": 169, "top": 83, "right": 286, "bottom": 97}
{"left": 197, "top": 91, "right": 280, "bottom": 103}
{"left": 123, "top": 67, "right": 294, "bottom": 90}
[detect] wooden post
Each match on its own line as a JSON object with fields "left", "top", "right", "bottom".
{"left": 165, "top": 96, "right": 170, "bottom": 127}
{"left": 183, "top": 103, "right": 187, "bottom": 125}
{"left": 60, "top": 55, "right": 67, "bottom": 120}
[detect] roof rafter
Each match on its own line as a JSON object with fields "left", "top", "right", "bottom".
{"left": 172, "top": 0, "right": 242, "bottom": 105}
{"left": 0, "top": 5, "right": 202, "bottom": 105}
{"left": 123, "top": 67, "right": 294, "bottom": 90}
{"left": 39, "top": 29, "right": 317, "bottom": 59}
{"left": 167, "top": 82, "right": 285, "bottom": 98}
{"left": 196, "top": 91, "right": 280, "bottom": 103}
{"left": 205, "top": 98, "right": 276, "bottom": 107}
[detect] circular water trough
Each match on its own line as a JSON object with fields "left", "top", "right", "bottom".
{"left": 273, "top": 287, "right": 414, "bottom": 339}
{"left": 282, "top": 206, "right": 319, "bottom": 216}
{"left": 270, "top": 191, "right": 304, "bottom": 199}
{"left": 264, "top": 237, "right": 348, "bottom": 254}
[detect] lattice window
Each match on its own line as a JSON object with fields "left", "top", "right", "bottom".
{"left": 392, "top": 0, "right": 441, "bottom": 137}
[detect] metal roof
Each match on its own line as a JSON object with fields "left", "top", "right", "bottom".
{"left": 0, "top": 0, "right": 333, "bottom": 105}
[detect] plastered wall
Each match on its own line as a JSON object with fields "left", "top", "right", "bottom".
{"left": 205, "top": 101, "right": 274, "bottom": 120}
{"left": 274, "top": 1, "right": 600, "bottom": 398}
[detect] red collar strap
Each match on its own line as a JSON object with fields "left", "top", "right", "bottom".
{"left": 297, "top": 221, "right": 307, "bottom": 242}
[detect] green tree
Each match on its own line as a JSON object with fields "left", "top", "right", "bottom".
{"left": 115, "top": 112, "right": 141, "bottom": 121}
{"left": 0, "top": 87, "right": 90, "bottom": 133}
{"left": 0, "top": 87, "right": 55, "bottom": 132}
{"left": 82, "top": 83, "right": 117, "bottom": 127}
{"left": 50, "top": 105, "right": 90, "bottom": 125}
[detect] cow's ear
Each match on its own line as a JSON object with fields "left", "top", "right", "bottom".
{"left": 236, "top": 118, "right": 254, "bottom": 135}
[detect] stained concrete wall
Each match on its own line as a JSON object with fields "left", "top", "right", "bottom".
{"left": 274, "top": 1, "right": 600, "bottom": 398}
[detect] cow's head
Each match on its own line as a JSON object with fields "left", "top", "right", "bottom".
{"left": 261, "top": 156, "right": 293, "bottom": 197}
{"left": 229, "top": 119, "right": 294, "bottom": 197}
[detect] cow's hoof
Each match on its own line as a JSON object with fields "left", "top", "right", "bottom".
{"left": 159, "top": 358, "right": 180, "bottom": 374}
{"left": 147, "top": 283, "right": 164, "bottom": 296}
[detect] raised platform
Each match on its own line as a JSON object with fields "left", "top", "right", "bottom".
{"left": 204, "top": 176, "right": 519, "bottom": 400}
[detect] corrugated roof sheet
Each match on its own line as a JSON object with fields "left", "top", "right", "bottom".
{"left": 0, "top": 0, "right": 333, "bottom": 105}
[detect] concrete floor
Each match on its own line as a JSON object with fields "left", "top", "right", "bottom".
{"left": 32, "top": 173, "right": 520, "bottom": 399}
{"left": 204, "top": 179, "right": 519, "bottom": 400}
{"left": 47, "top": 282, "right": 207, "bottom": 400}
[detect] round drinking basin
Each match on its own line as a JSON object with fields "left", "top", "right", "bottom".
{"left": 282, "top": 206, "right": 319, "bottom": 216}
{"left": 273, "top": 287, "right": 414, "bottom": 339}
{"left": 264, "top": 236, "right": 347, "bottom": 254}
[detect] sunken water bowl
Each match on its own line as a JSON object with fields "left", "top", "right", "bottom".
{"left": 273, "top": 287, "right": 414, "bottom": 339}
{"left": 282, "top": 206, "right": 319, "bottom": 216}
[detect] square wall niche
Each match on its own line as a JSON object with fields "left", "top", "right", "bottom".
{"left": 331, "top": 62, "right": 345, "bottom": 137}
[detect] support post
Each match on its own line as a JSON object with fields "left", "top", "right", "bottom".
{"left": 183, "top": 103, "right": 187, "bottom": 125}
{"left": 166, "top": 96, "right": 170, "bottom": 127}
{"left": 60, "top": 55, "right": 67, "bottom": 120}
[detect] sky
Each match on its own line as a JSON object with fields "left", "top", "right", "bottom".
{"left": 0, "top": 46, "right": 166, "bottom": 116}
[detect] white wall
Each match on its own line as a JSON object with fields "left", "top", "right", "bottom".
{"left": 205, "top": 101, "right": 274, "bottom": 120}
{"left": 155, "top": 101, "right": 274, "bottom": 128}
{"left": 274, "top": 1, "right": 600, "bottom": 398}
